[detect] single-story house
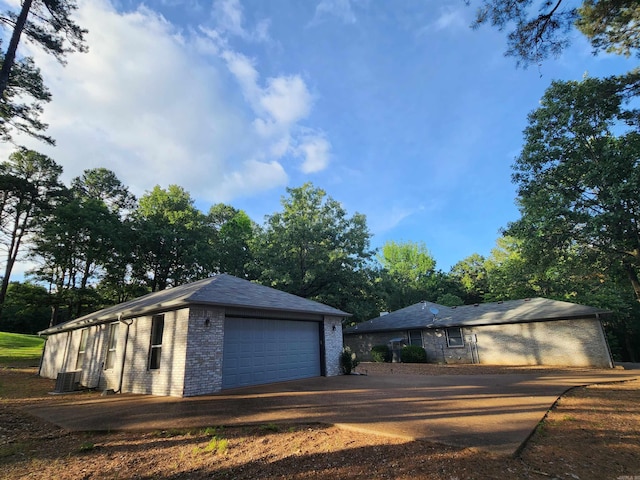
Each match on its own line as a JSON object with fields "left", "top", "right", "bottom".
{"left": 343, "top": 298, "right": 614, "bottom": 368}
{"left": 38, "top": 274, "right": 348, "bottom": 397}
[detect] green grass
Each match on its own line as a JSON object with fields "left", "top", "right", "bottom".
{"left": 0, "top": 331, "right": 45, "bottom": 366}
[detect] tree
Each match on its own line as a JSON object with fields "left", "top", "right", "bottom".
{"left": 30, "top": 169, "right": 135, "bottom": 321}
{"left": 0, "top": 48, "right": 52, "bottom": 144}
{"left": 206, "top": 204, "right": 256, "bottom": 278}
{"left": 256, "top": 183, "right": 374, "bottom": 312}
{"left": 470, "top": 0, "right": 640, "bottom": 66}
{"left": 0, "top": 281, "right": 50, "bottom": 334}
{"left": 0, "top": 0, "right": 87, "bottom": 100}
{"left": 132, "top": 185, "right": 212, "bottom": 291}
{"left": 0, "top": 148, "right": 63, "bottom": 316}
{"left": 377, "top": 240, "right": 438, "bottom": 310}
{"left": 507, "top": 72, "right": 640, "bottom": 303}
{"left": 450, "top": 253, "right": 489, "bottom": 304}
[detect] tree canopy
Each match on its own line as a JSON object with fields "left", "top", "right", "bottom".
{"left": 507, "top": 71, "right": 640, "bottom": 302}
{"left": 470, "top": 0, "right": 640, "bottom": 66}
{"left": 0, "top": 0, "right": 87, "bottom": 143}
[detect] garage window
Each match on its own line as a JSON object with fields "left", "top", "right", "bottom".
{"left": 446, "top": 327, "right": 464, "bottom": 348}
{"left": 105, "top": 323, "right": 119, "bottom": 369}
{"left": 76, "top": 329, "right": 89, "bottom": 369}
{"left": 148, "top": 315, "right": 164, "bottom": 370}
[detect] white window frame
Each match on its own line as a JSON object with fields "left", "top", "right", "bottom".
{"left": 445, "top": 327, "right": 464, "bottom": 348}
{"left": 408, "top": 329, "right": 423, "bottom": 347}
{"left": 104, "top": 323, "right": 119, "bottom": 370}
{"left": 148, "top": 314, "right": 164, "bottom": 370}
{"left": 75, "top": 328, "right": 89, "bottom": 369}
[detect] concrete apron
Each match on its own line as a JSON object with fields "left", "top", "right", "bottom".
{"left": 26, "top": 370, "right": 639, "bottom": 456}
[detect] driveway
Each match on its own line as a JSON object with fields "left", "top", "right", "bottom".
{"left": 27, "top": 369, "right": 638, "bottom": 456}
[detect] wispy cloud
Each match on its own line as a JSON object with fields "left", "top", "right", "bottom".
{"left": 312, "top": 0, "right": 357, "bottom": 24}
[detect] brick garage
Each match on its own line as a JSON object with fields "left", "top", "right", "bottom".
{"left": 39, "top": 274, "right": 347, "bottom": 397}
{"left": 343, "top": 298, "right": 614, "bottom": 368}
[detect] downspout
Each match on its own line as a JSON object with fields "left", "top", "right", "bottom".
{"left": 37, "top": 336, "right": 47, "bottom": 376}
{"left": 596, "top": 313, "right": 615, "bottom": 369}
{"left": 116, "top": 314, "right": 134, "bottom": 394}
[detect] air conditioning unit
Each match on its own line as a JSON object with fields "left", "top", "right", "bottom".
{"left": 54, "top": 371, "right": 82, "bottom": 393}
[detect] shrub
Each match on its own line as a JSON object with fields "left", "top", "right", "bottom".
{"left": 340, "top": 346, "right": 359, "bottom": 374}
{"left": 370, "top": 344, "right": 391, "bottom": 363}
{"left": 400, "top": 345, "right": 427, "bottom": 363}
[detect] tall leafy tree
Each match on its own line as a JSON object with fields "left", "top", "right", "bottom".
{"left": 256, "top": 183, "right": 374, "bottom": 311}
{"left": 507, "top": 72, "right": 640, "bottom": 303}
{"left": 132, "top": 185, "right": 211, "bottom": 291}
{"left": 206, "top": 204, "right": 256, "bottom": 278}
{"left": 0, "top": 0, "right": 87, "bottom": 99}
{"left": 30, "top": 169, "right": 135, "bottom": 321}
{"left": 0, "top": 281, "right": 50, "bottom": 333}
{"left": 0, "top": 48, "right": 52, "bottom": 144}
{"left": 450, "top": 253, "right": 489, "bottom": 304}
{"left": 0, "top": 148, "right": 62, "bottom": 316}
{"left": 470, "top": 0, "right": 640, "bottom": 66}
{"left": 377, "top": 240, "right": 439, "bottom": 310}
{"left": 0, "top": 1, "right": 87, "bottom": 143}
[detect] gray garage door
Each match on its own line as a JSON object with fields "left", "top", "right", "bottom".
{"left": 222, "top": 318, "right": 321, "bottom": 389}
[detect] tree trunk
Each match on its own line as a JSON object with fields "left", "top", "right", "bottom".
{"left": 623, "top": 261, "right": 640, "bottom": 303}
{"left": 0, "top": 0, "right": 33, "bottom": 100}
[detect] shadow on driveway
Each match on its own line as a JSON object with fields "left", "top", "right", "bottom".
{"left": 26, "top": 369, "right": 638, "bottom": 456}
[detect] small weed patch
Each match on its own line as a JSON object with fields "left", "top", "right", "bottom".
{"left": 260, "top": 423, "right": 280, "bottom": 432}
{"left": 192, "top": 436, "right": 228, "bottom": 455}
{"left": 78, "top": 442, "right": 96, "bottom": 452}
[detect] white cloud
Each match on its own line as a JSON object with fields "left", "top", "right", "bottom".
{"left": 296, "top": 133, "right": 330, "bottom": 173}
{"left": 212, "top": 0, "right": 271, "bottom": 42}
{"left": 417, "top": 6, "right": 468, "bottom": 36}
{"left": 314, "top": 0, "right": 357, "bottom": 24}
{"left": 0, "top": 0, "right": 330, "bottom": 204}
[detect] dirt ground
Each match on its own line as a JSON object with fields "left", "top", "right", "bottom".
{"left": 1, "top": 364, "right": 639, "bottom": 480}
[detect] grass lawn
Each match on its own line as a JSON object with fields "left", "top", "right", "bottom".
{"left": 0, "top": 331, "right": 45, "bottom": 367}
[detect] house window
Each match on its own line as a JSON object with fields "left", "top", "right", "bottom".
{"left": 75, "top": 329, "right": 89, "bottom": 369}
{"left": 104, "top": 323, "right": 119, "bottom": 370}
{"left": 408, "top": 329, "right": 423, "bottom": 346}
{"left": 148, "top": 315, "right": 165, "bottom": 370}
{"left": 446, "top": 327, "right": 464, "bottom": 348}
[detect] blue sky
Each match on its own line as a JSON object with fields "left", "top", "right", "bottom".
{"left": 1, "top": 0, "right": 637, "bottom": 275}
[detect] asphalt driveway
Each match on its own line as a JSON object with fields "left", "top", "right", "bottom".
{"left": 27, "top": 369, "right": 638, "bottom": 456}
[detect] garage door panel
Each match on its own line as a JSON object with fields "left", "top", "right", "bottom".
{"left": 222, "top": 318, "right": 321, "bottom": 389}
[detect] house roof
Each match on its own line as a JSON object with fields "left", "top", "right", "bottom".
{"left": 40, "top": 274, "right": 350, "bottom": 335}
{"left": 343, "top": 297, "right": 610, "bottom": 335}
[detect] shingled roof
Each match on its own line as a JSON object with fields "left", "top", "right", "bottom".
{"left": 40, "top": 274, "right": 350, "bottom": 335}
{"left": 343, "top": 297, "right": 610, "bottom": 334}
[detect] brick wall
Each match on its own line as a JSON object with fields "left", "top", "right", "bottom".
{"left": 468, "top": 318, "right": 612, "bottom": 367}
{"left": 119, "top": 308, "right": 189, "bottom": 397}
{"left": 182, "top": 306, "right": 225, "bottom": 396}
{"left": 343, "top": 331, "right": 402, "bottom": 362}
{"left": 344, "top": 318, "right": 613, "bottom": 368}
{"left": 323, "top": 316, "right": 344, "bottom": 376}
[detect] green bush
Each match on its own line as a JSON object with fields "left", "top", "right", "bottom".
{"left": 340, "top": 346, "right": 359, "bottom": 374}
{"left": 370, "top": 344, "right": 391, "bottom": 363}
{"left": 400, "top": 345, "right": 427, "bottom": 363}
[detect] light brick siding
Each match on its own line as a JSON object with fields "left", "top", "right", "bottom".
{"left": 40, "top": 331, "right": 72, "bottom": 379}
{"left": 41, "top": 307, "right": 346, "bottom": 397}
{"left": 41, "top": 324, "right": 110, "bottom": 387}
{"left": 344, "top": 318, "right": 613, "bottom": 368}
{"left": 118, "top": 309, "right": 189, "bottom": 397}
{"left": 182, "top": 307, "right": 225, "bottom": 396}
{"left": 323, "top": 316, "right": 344, "bottom": 376}
{"left": 467, "top": 318, "right": 612, "bottom": 367}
